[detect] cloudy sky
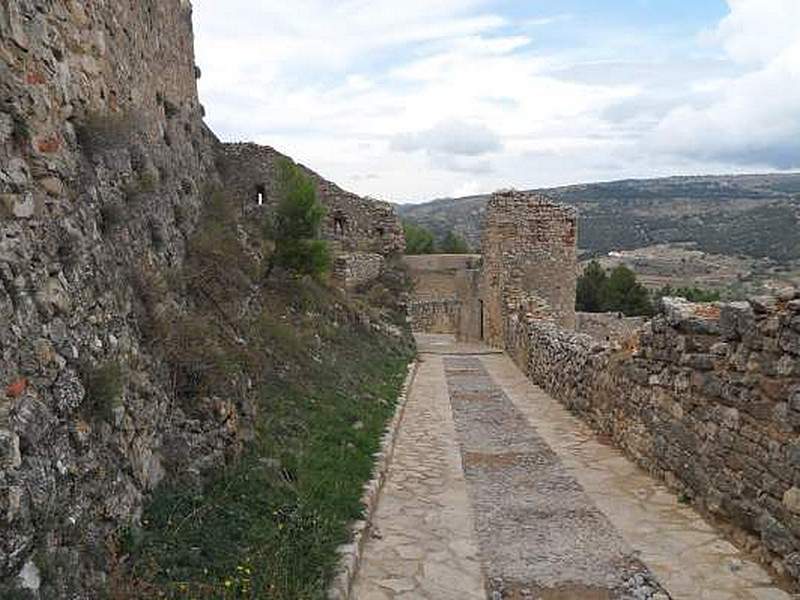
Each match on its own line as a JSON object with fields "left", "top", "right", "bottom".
{"left": 193, "top": 0, "right": 800, "bottom": 203}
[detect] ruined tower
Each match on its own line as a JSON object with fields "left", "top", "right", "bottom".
{"left": 481, "top": 190, "right": 578, "bottom": 346}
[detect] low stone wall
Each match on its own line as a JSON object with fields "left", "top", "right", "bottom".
{"left": 506, "top": 293, "right": 800, "bottom": 582}
{"left": 333, "top": 253, "right": 384, "bottom": 289}
{"left": 576, "top": 312, "right": 648, "bottom": 343}
{"left": 408, "top": 299, "right": 462, "bottom": 334}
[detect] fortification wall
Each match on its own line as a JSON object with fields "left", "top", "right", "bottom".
{"left": 333, "top": 253, "right": 385, "bottom": 289}
{"left": 402, "top": 254, "right": 482, "bottom": 338}
{"left": 481, "top": 190, "right": 577, "bottom": 347}
{"left": 218, "top": 143, "right": 404, "bottom": 255}
{"left": 577, "top": 311, "right": 649, "bottom": 343}
{"left": 506, "top": 292, "right": 800, "bottom": 582}
{"left": 407, "top": 299, "right": 462, "bottom": 333}
{"left": 0, "top": 2, "right": 237, "bottom": 595}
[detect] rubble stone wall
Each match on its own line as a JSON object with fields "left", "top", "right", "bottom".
{"left": 577, "top": 311, "right": 649, "bottom": 342}
{"left": 218, "top": 143, "right": 405, "bottom": 255}
{"left": 407, "top": 300, "right": 462, "bottom": 334}
{"left": 481, "top": 190, "right": 577, "bottom": 347}
{"left": 333, "top": 253, "right": 385, "bottom": 289}
{"left": 0, "top": 1, "right": 238, "bottom": 595}
{"left": 402, "top": 254, "right": 482, "bottom": 337}
{"left": 506, "top": 293, "right": 800, "bottom": 581}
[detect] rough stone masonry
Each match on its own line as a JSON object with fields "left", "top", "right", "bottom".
{"left": 0, "top": 1, "right": 404, "bottom": 595}
{"left": 407, "top": 188, "right": 800, "bottom": 588}
{"left": 502, "top": 270, "right": 800, "bottom": 580}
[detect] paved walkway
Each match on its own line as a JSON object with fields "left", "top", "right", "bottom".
{"left": 352, "top": 335, "right": 796, "bottom": 600}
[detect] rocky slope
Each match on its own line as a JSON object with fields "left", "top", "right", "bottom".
{"left": 398, "top": 174, "right": 800, "bottom": 263}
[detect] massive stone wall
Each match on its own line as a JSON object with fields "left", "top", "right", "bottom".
{"left": 506, "top": 292, "right": 800, "bottom": 582}
{"left": 0, "top": 1, "right": 241, "bottom": 595}
{"left": 481, "top": 190, "right": 577, "bottom": 347}
{"left": 218, "top": 143, "right": 404, "bottom": 255}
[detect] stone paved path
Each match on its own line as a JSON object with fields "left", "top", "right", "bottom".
{"left": 352, "top": 335, "right": 797, "bottom": 600}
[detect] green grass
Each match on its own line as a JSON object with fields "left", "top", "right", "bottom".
{"left": 126, "top": 306, "right": 413, "bottom": 599}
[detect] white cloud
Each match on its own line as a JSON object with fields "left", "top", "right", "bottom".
{"left": 193, "top": 0, "right": 800, "bottom": 202}
{"left": 652, "top": 0, "right": 800, "bottom": 168}
{"left": 392, "top": 119, "right": 502, "bottom": 156}
{"left": 708, "top": 0, "right": 800, "bottom": 65}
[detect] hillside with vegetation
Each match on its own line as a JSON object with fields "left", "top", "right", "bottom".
{"left": 397, "top": 173, "right": 800, "bottom": 263}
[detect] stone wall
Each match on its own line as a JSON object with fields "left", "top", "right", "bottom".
{"left": 506, "top": 292, "right": 800, "bottom": 582}
{"left": 0, "top": 1, "right": 241, "bottom": 595}
{"left": 407, "top": 299, "right": 462, "bottom": 334}
{"left": 333, "top": 253, "right": 385, "bottom": 289}
{"left": 218, "top": 143, "right": 404, "bottom": 255}
{"left": 481, "top": 190, "right": 577, "bottom": 347}
{"left": 577, "top": 312, "right": 649, "bottom": 343}
{"left": 402, "top": 254, "right": 483, "bottom": 339}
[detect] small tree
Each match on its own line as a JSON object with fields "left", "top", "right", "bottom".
{"left": 267, "top": 159, "right": 330, "bottom": 279}
{"left": 440, "top": 230, "right": 470, "bottom": 254}
{"left": 576, "top": 260, "right": 608, "bottom": 312}
{"left": 605, "top": 265, "right": 653, "bottom": 316}
{"left": 403, "top": 221, "right": 436, "bottom": 254}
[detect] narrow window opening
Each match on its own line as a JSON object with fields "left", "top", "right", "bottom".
{"left": 375, "top": 227, "right": 385, "bottom": 237}
{"left": 255, "top": 184, "right": 266, "bottom": 206}
{"left": 334, "top": 215, "right": 347, "bottom": 235}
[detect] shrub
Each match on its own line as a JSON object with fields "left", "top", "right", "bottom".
{"left": 439, "top": 230, "right": 470, "bottom": 253}
{"left": 605, "top": 265, "right": 653, "bottom": 316}
{"left": 576, "top": 261, "right": 608, "bottom": 312}
{"left": 654, "top": 285, "right": 721, "bottom": 304}
{"left": 100, "top": 202, "right": 125, "bottom": 234}
{"left": 83, "top": 361, "right": 124, "bottom": 421}
{"left": 76, "top": 112, "right": 138, "bottom": 155}
{"left": 403, "top": 221, "right": 436, "bottom": 254}
{"left": 576, "top": 261, "right": 653, "bottom": 316}
{"left": 266, "top": 159, "right": 330, "bottom": 279}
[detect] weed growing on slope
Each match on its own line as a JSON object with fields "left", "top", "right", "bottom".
{"left": 116, "top": 184, "right": 415, "bottom": 598}
{"left": 127, "top": 305, "right": 412, "bottom": 599}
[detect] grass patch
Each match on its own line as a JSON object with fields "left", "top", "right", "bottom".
{"left": 126, "top": 307, "right": 412, "bottom": 599}
{"left": 114, "top": 185, "right": 415, "bottom": 598}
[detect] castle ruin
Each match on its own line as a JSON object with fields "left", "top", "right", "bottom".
{"left": 406, "top": 189, "right": 800, "bottom": 586}
{"left": 406, "top": 189, "right": 578, "bottom": 345}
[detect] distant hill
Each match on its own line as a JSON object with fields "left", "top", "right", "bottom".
{"left": 397, "top": 173, "right": 800, "bottom": 264}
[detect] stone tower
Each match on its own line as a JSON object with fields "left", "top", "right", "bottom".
{"left": 481, "top": 190, "right": 578, "bottom": 346}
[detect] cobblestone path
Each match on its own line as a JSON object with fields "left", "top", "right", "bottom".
{"left": 352, "top": 335, "right": 796, "bottom": 600}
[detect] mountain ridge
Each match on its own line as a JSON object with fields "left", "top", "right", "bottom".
{"left": 397, "top": 172, "right": 800, "bottom": 263}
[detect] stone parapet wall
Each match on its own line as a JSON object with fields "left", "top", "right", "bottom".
{"left": 408, "top": 299, "right": 462, "bottom": 334}
{"left": 218, "top": 143, "right": 404, "bottom": 255}
{"left": 506, "top": 292, "right": 800, "bottom": 581}
{"left": 334, "top": 253, "right": 385, "bottom": 289}
{"left": 577, "top": 312, "right": 649, "bottom": 343}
